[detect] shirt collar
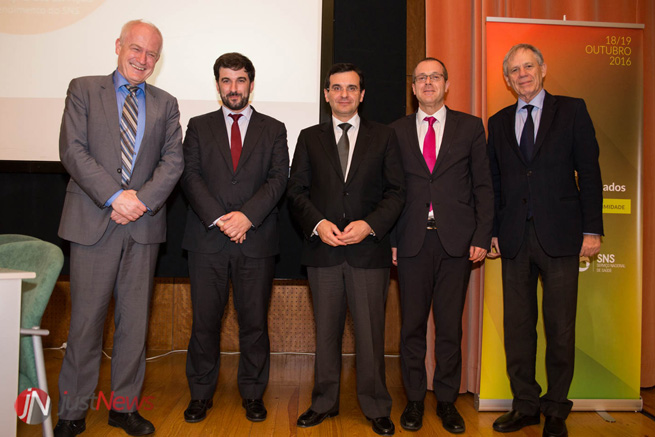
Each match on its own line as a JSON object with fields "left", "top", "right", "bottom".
{"left": 517, "top": 89, "right": 546, "bottom": 111}
{"left": 417, "top": 104, "right": 446, "bottom": 124}
{"left": 332, "top": 113, "right": 360, "bottom": 131}
{"left": 113, "top": 70, "right": 146, "bottom": 94}
{"left": 223, "top": 104, "right": 253, "bottom": 123}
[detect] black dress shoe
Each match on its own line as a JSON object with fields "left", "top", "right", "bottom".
{"left": 242, "top": 398, "right": 267, "bottom": 422}
{"left": 436, "top": 402, "right": 465, "bottom": 434}
{"left": 369, "top": 416, "right": 395, "bottom": 436}
{"left": 53, "top": 419, "right": 86, "bottom": 437}
{"left": 297, "top": 408, "right": 339, "bottom": 427}
{"left": 543, "top": 416, "right": 568, "bottom": 437}
{"left": 400, "top": 400, "right": 424, "bottom": 431}
{"left": 493, "top": 409, "right": 540, "bottom": 433}
{"left": 108, "top": 410, "right": 155, "bottom": 436}
{"left": 184, "top": 398, "right": 213, "bottom": 423}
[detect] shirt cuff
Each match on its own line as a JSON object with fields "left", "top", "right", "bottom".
{"left": 105, "top": 190, "right": 123, "bottom": 207}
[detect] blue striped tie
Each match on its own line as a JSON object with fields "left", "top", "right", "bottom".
{"left": 120, "top": 85, "right": 139, "bottom": 188}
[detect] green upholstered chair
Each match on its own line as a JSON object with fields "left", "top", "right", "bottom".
{"left": 0, "top": 234, "right": 39, "bottom": 245}
{"left": 0, "top": 237, "right": 63, "bottom": 437}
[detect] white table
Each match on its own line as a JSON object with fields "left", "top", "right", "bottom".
{"left": 0, "top": 268, "right": 35, "bottom": 436}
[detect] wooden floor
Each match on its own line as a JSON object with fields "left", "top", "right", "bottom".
{"left": 18, "top": 350, "right": 655, "bottom": 436}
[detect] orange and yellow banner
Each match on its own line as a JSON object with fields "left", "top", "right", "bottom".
{"left": 480, "top": 18, "right": 643, "bottom": 410}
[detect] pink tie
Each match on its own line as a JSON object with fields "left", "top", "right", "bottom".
{"left": 423, "top": 116, "right": 437, "bottom": 172}
{"left": 424, "top": 116, "right": 437, "bottom": 212}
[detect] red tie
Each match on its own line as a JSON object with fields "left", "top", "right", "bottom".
{"left": 423, "top": 116, "right": 437, "bottom": 172}
{"left": 229, "top": 113, "right": 243, "bottom": 171}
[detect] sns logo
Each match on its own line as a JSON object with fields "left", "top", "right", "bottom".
{"left": 597, "top": 253, "right": 615, "bottom": 263}
{"left": 15, "top": 388, "right": 51, "bottom": 424}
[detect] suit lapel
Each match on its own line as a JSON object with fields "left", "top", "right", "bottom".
{"left": 133, "top": 83, "right": 158, "bottom": 169}
{"left": 319, "top": 120, "right": 345, "bottom": 181}
{"left": 433, "top": 107, "right": 457, "bottom": 175}
{"left": 237, "top": 106, "right": 264, "bottom": 174}
{"left": 100, "top": 75, "right": 121, "bottom": 165}
{"left": 209, "top": 107, "right": 235, "bottom": 173}
{"left": 501, "top": 103, "right": 525, "bottom": 163}
{"left": 400, "top": 114, "right": 430, "bottom": 174}
{"left": 345, "top": 118, "right": 372, "bottom": 185}
{"left": 534, "top": 92, "right": 556, "bottom": 159}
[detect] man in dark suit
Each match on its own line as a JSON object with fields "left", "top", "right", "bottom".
{"left": 55, "top": 20, "right": 183, "bottom": 437}
{"left": 180, "top": 52, "right": 288, "bottom": 424}
{"left": 390, "top": 58, "right": 493, "bottom": 434}
{"left": 288, "top": 63, "right": 405, "bottom": 436}
{"left": 487, "top": 44, "right": 603, "bottom": 437}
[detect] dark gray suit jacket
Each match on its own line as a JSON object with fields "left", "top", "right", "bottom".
{"left": 391, "top": 108, "right": 494, "bottom": 258}
{"left": 180, "top": 107, "right": 289, "bottom": 257}
{"left": 58, "top": 73, "right": 184, "bottom": 245}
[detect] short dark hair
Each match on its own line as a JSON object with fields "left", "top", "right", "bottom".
{"left": 413, "top": 57, "right": 448, "bottom": 82}
{"left": 213, "top": 52, "right": 255, "bottom": 82}
{"left": 324, "top": 63, "right": 365, "bottom": 91}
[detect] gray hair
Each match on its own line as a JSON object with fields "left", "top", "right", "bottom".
{"left": 502, "top": 43, "right": 544, "bottom": 76}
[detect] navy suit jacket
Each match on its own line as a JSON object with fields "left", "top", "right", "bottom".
{"left": 487, "top": 91, "right": 604, "bottom": 258}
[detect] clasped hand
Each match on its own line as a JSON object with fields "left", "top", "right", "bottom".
{"left": 316, "top": 220, "right": 372, "bottom": 247}
{"left": 217, "top": 211, "right": 252, "bottom": 244}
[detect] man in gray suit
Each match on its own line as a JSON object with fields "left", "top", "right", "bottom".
{"left": 55, "top": 20, "right": 183, "bottom": 437}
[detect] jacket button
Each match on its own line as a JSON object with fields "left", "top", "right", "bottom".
{"left": 429, "top": 178, "right": 433, "bottom": 183}
{"left": 343, "top": 191, "right": 349, "bottom": 196}
{"left": 231, "top": 180, "right": 237, "bottom": 185}
{"left": 117, "top": 168, "right": 122, "bottom": 173}
{"left": 527, "top": 171, "right": 532, "bottom": 176}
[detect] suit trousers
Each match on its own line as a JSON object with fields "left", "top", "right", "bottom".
{"left": 186, "top": 243, "right": 274, "bottom": 400}
{"left": 397, "top": 230, "right": 472, "bottom": 403}
{"left": 502, "top": 219, "right": 579, "bottom": 419}
{"left": 58, "top": 222, "right": 159, "bottom": 419}
{"left": 307, "top": 262, "right": 392, "bottom": 418}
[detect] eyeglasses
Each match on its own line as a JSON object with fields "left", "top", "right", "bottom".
{"left": 414, "top": 73, "right": 444, "bottom": 84}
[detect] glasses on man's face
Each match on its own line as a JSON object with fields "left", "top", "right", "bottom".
{"left": 414, "top": 73, "right": 444, "bottom": 84}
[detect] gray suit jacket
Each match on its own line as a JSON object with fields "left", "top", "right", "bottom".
{"left": 58, "top": 73, "right": 184, "bottom": 245}
{"left": 180, "top": 107, "right": 289, "bottom": 257}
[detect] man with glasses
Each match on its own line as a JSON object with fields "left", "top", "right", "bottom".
{"left": 390, "top": 57, "right": 493, "bottom": 434}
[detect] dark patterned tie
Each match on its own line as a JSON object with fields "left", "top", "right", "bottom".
{"left": 229, "top": 113, "right": 243, "bottom": 171}
{"left": 120, "top": 85, "right": 139, "bottom": 188}
{"left": 337, "top": 122, "right": 351, "bottom": 177}
{"left": 519, "top": 104, "right": 535, "bottom": 162}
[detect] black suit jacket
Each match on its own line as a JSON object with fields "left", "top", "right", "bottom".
{"left": 181, "top": 107, "right": 289, "bottom": 257}
{"left": 287, "top": 118, "right": 405, "bottom": 268}
{"left": 487, "top": 91, "right": 604, "bottom": 259}
{"left": 391, "top": 108, "right": 494, "bottom": 257}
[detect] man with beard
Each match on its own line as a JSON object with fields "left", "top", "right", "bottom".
{"left": 180, "top": 52, "right": 289, "bottom": 423}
